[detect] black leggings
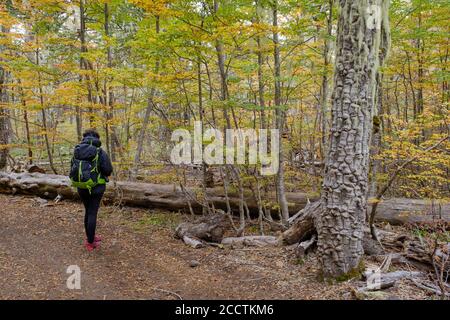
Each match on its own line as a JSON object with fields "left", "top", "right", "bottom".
{"left": 78, "top": 189, "right": 104, "bottom": 244}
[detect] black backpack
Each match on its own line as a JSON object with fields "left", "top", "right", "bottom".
{"left": 69, "top": 143, "right": 105, "bottom": 192}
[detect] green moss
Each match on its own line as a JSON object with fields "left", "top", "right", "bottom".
{"left": 131, "top": 212, "right": 182, "bottom": 232}
{"left": 294, "top": 258, "right": 305, "bottom": 266}
{"left": 319, "top": 260, "right": 366, "bottom": 284}
{"left": 247, "top": 225, "right": 260, "bottom": 234}
{"left": 334, "top": 260, "right": 365, "bottom": 282}
{"left": 413, "top": 227, "right": 428, "bottom": 239}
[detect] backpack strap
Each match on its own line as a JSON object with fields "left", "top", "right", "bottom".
{"left": 92, "top": 148, "right": 106, "bottom": 185}
{"left": 91, "top": 148, "right": 100, "bottom": 173}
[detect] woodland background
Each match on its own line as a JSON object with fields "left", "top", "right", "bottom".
{"left": 0, "top": 0, "right": 449, "bottom": 299}
{"left": 0, "top": 0, "right": 448, "bottom": 211}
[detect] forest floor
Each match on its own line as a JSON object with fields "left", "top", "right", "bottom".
{"left": 0, "top": 194, "right": 433, "bottom": 300}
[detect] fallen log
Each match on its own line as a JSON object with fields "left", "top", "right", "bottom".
{"left": 374, "top": 198, "right": 450, "bottom": 225}
{"left": 363, "top": 270, "right": 423, "bottom": 283}
{"left": 411, "top": 279, "right": 450, "bottom": 297}
{"left": 0, "top": 172, "right": 311, "bottom": 214}
{"left": 281, "top": 201, "right": 319, "bottom": 245}
{"left": 281, "top": 199, "right": 450, "bottom": 245}
{"left": 357, "top": 270, "right": 423, "bottom": 294}
{"left": 181, "top": 236, "right": 205, "bottom": 249}
{"left": 0, "top": 172, "right": 448, "bottom": 228}
{"left": 175, "top": 214, "right": 229, "bottom": 247}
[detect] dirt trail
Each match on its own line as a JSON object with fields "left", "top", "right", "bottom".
{"left": 0, "top": 194, "right": 427, "bottom": 300}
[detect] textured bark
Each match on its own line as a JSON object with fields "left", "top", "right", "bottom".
{"left": 197, "top": 57, "right": 213, "bottom": 213}
{"left": 313, "top": 0, "right": 389, "bottom": 277}
{"left": 76, "top": 0, "right": 86, "bottom": 141}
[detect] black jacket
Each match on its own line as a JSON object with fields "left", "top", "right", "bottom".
{"left": 72, "top": 134, "right": 113, "bottom": 194}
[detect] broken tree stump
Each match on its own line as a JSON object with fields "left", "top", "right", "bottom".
{"left": 175, "top": 214, "right": 229, "bottom": 248}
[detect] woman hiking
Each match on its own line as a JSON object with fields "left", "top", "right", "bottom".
{"left": 69, "top": 129, "right": 113, "bottom": 251}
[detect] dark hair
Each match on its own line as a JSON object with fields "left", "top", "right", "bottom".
{"left": 83, "top": 129, "right": 100, "bottom": 139}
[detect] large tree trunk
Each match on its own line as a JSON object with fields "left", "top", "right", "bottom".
{"left": 301, "top": 0, "right": 390, "bottom": 278}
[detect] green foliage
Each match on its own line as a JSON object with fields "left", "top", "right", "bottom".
{"left": 0, "top": 0, "right": 447, "bottom": 202}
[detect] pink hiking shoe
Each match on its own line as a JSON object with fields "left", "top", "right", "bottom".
{"left": 84, "top": 240, "right": 97, "bottom": 252}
